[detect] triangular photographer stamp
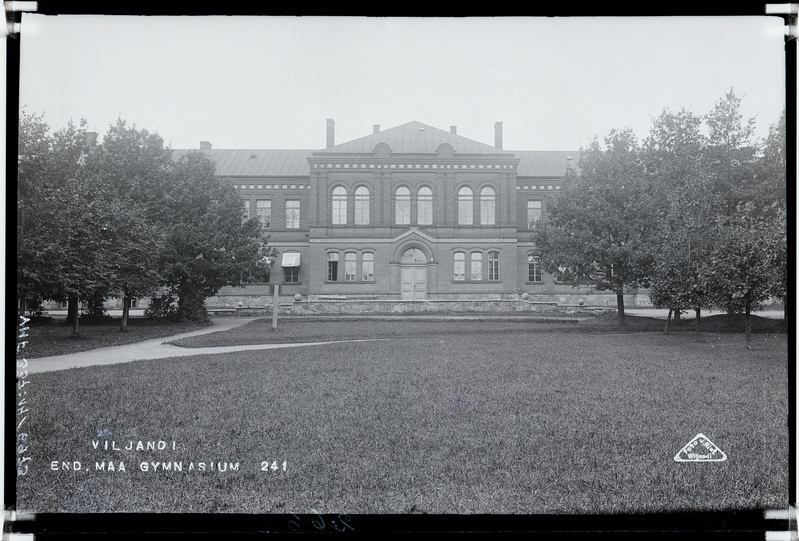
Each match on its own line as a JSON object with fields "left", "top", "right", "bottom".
{"left": 674, "top": 433, "right": 727, "bottom": 462}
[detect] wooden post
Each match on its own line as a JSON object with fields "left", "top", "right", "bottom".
{"left": 272, "top": 284, "right": 279, "bottom": 331}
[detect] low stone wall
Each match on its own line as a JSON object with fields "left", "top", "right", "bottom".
{"left": 209, "top": 299, "right": 616, "bottom": 317}
{"left": 206, "top": 291, "right": 653, "bottom": 315}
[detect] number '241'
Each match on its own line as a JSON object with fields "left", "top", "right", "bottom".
{"left": 261, "top": 460, "right": 287, "bottom": 472}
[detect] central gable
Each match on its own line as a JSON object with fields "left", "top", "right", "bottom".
{"left": 317, "top": 121, "right": 511, "bottom": 156}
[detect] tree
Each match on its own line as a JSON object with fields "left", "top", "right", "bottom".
{"left": 156, "top": 151, "right": 267, "bottom": 322}
{"left": 702, "top": 89, "right": 760, "bottom": 214}
{"left": 756, "top": 112, "right": 788, "bottom": 321}
{"left": 17, "top": 111, "right": 121, "bottom": 335}
{"left": 533, "top": 128, "right": 656, "bottom": 324}
{"left": 706, "top": 205, "right": 778, "bottom": 343}
{"left": 643, "top": 107, "right": 715, "bottom": 331}
{"left": 89, "top": 119, "right": 172, "bottom": 330}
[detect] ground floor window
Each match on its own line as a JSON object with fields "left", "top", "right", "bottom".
{"left": 345, "top": 252, "right": 357, "bottom": 281}
{"left": 284, "top": 267, "right": 299, "bottom": 283}
{"left": 326, "top": 250, "right": 375, "bottom": 282}
{"left": 454, "top": 250, "right": 504, "bottom": 282}
{"left": 362, "top": 252, "right": 374, "bottom": 281}
{"left": 470, "top": 252, "right": 482, "bottom": 281}
{"left": 453, "top": 252, "right": 465, "bottom": 280}
{"left": 528, "top": 255, "right": 542, "bottom": 282}
{"left": 327, "top": 252, "right": 339, "bottom": 281}
{"left": 488, "top": 251, "right": 500, "bottom": 281}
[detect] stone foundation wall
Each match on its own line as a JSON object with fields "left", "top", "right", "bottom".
{"left": 210, "top": 298, "right": 620, "bottom": 317}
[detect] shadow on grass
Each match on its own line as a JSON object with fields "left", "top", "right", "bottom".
{"left": 579, "top": 313, "right": 786, "bottom": 334}
{"left": 19, "top": 317, "right": 209, "bottom": 359}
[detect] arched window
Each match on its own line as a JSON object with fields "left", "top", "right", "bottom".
{"left": 395, "top": 187, "right": 411, "bottom": 225}
{"left": 417, "top": 187, "right": 433, "bottom": 225}
{"left": 458, "top": 187, "right": 473, "bottom": 225}
{"left": 327, "top": 252, "right": 339, "bottom": 281}
{"left": 362, "top": 252, "right": 374, "bottom": 281}
{"left": 480, "top": 187, "right": 496, "bottom": 225}
{"left": 401, "top": 248, "right": 426, "bottom": 264}
{"left": 332, "top": 187, "right": 347, "bottom": 225}
{"left": 344, "top": 252, "right": 357, "bottom": 281}
{"left": 354, "top": 187, "right": 370, "bottom": 225}
{"left": 453, "top": 252, "right": 465, "bottom": 281}
{"left": 470, "top": 252, "right": 483, "bottom": 281}
{"left": 488, "top": 251, "right": 500, "bottom": 281}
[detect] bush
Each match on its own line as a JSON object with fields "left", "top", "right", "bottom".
{"left": 81, "top": 296, "right": 112, "bottom": 322}
{"left": 144, "top": 294, "right": 179, "bottom": 320}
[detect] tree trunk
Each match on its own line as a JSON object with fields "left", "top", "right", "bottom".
{"left": 120, "top": 295, "right": 130, "bottom": 332}
{"left": 674, "top": 309, "right": 681, "bottom": 323}
{"left": 665, "top": 308, "right": 672, "bottom": 335}
{"left": 695, "top": 307, "right": 701, "bottom": 336}
{"left": 176, "top": 285, "right": 208, "bottom": 323}
{"left": 67, "top": 294, "right": 80, "bottom": 337}
{"left": 616, "top": 289, "right": 625, "bottom": 326}
{"left": 745, "top": 298, "right": 751, "bottom": 344}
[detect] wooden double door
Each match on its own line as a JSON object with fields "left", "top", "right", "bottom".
{"left": 400, "top": 248, "right": 427, "bottom": 300}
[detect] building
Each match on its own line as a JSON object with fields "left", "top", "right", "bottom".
{"left": 173, "top": 120, "right": 645, "bottom": 308}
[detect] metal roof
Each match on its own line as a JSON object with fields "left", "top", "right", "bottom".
{"left": 513, "top": 150, "right": 581, "bottom": 178}
{"left": 317, "top": 121, "right": 512, "bottom": 156}
{"left": 172, "top": 149, "right": 314, "bottom": 177}
{"left": 172, "top": 124, "right": 580, "bottom": 178}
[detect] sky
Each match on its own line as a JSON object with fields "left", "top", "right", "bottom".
{"left": 17, "top": 15, "right": 788, "bottom": 152}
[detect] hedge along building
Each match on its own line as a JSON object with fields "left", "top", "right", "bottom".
{"left": 175, "top": 120, "right": 647, "bottom": 307}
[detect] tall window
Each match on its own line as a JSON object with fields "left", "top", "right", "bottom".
{"left": 470, "top": 252, "right": 482, "bottom": 281}
{"left": 354, "top": 187, "right": 370, "bottom": 225}
{"left": 344, "top": 252, "right": 357, "bottom": 281}
{"left": 284, "top": 267, "right": 299, "bottom": 283}
{"left": 242, "top": 200, "right": 250, "bottom": 221}
{"left": 332, "top": 187, "right": 347, "bottom": 225}
{"left": 488, "top": 251, "right": 500, "bottom": 281}
{"left": 417, "top": 187, "right": 433, "bottom": 225}
{"left": 453, "top": 252, "right": 465, "bottom": 281}
{"left": 256, "top": 200, "right": 271, "bottom": 228}
{"left": 458, "top": 187, "right": 473, "bottom": 225}
{"left": 362, "top": 252, "right": 374, "bottom": 281}
{"left": 480, "top": 187, "right": 496, "bottom": 225}
{"left": 528, "top": 255, "right": 542, "bottom": 282}
{"left": 285, "top": 200, "right": 300, "bottom": 229}
{"left": 527, "top": 200, "right": 542, "bottom": 228}
{"left": 327, "top": 252, "right": 339, "bottom": 281}
{"left": 395, "top": 187, "right": 411, "bottom": 225}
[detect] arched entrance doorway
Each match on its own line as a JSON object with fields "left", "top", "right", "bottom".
{"left": 400, "top": 248, "right": 427, "bottom": 300}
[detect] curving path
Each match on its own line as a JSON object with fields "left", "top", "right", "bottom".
{"left": 24, "top": 318, "right": 388, "bottom": 374}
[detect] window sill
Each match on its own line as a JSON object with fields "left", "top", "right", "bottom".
{"left": 325, "top": 281, "right": 376, "bottom": 284}
{"left": 525, "top": 281, "right": 544, "bottom": 285}
{"left": 452, "top": 280, "right": 502, "bottom": 284}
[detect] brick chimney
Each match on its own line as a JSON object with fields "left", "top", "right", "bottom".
{"left": 494, "top": 122, "right": 503, "bottom": 150}
{"left": 84, "top": 132, "right": 98, "bottom": 148}
{"left": 450, "top": 126, "right": 457, "bottom": 135}
{"left": 326, "top": 119, "right": 335, "bottom": 148}
{"left": 200, "top": 141, "right": 212, "bottom": 150}
{"left": 373, "top": 124, "right": 380, "bottom": 134}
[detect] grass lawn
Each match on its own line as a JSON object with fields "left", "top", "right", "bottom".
{"left": 15, "top": 326, "right": 788, "bottom": 514}
{"left": 167, "top": 313, "right": 786, "bottom": 349}
{"left": 18, "top": 317, "right": 209, "bottom": 359}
